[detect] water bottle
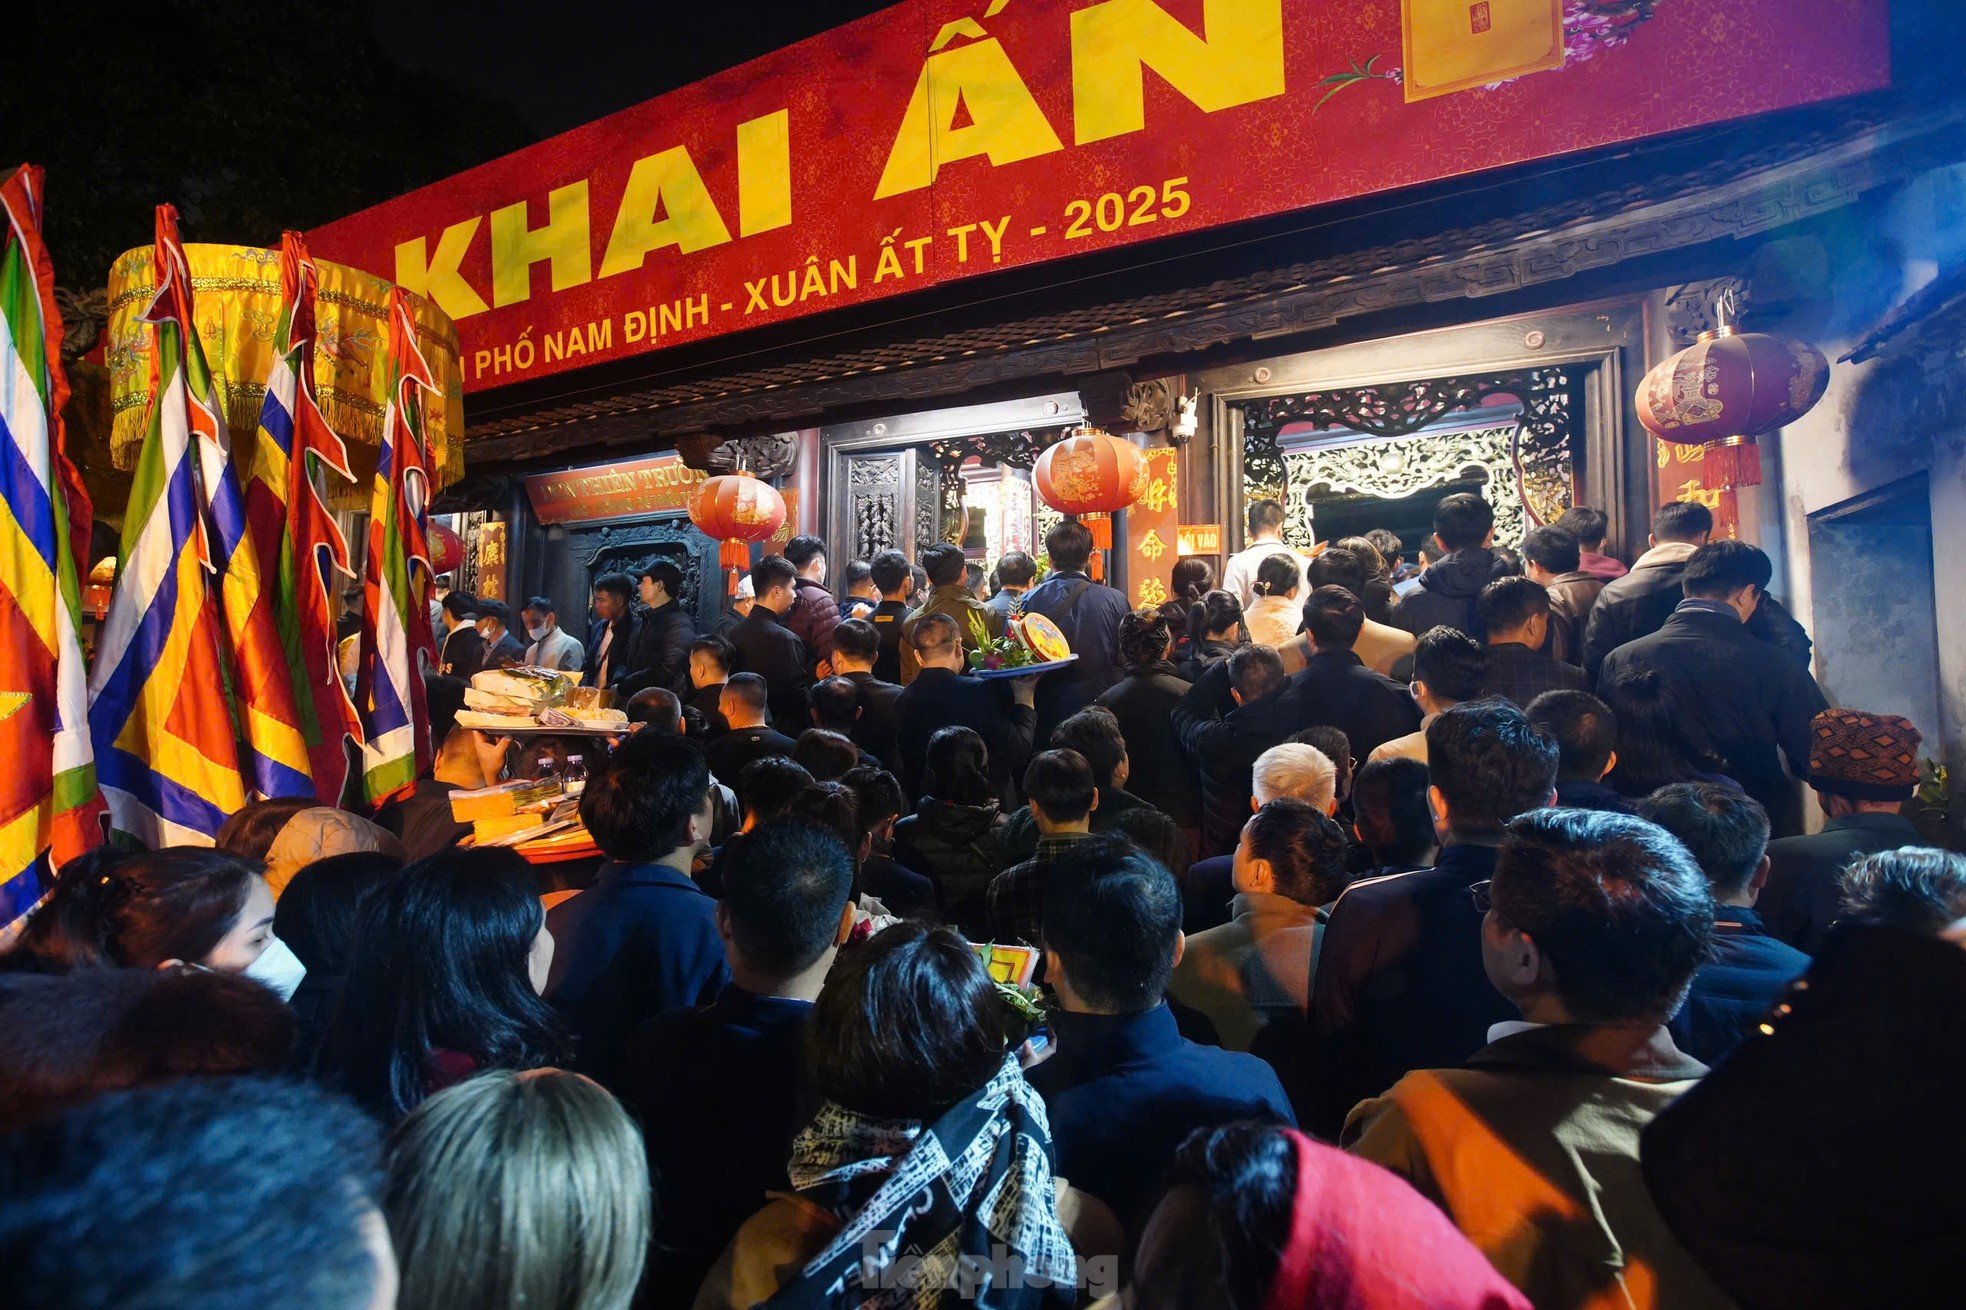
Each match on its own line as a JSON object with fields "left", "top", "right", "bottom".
{"left": 563, "top": 754, "right": 588, "bottom": 797}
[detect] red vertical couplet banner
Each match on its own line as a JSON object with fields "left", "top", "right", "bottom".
{"left": 1126, "top": 448, "right": 1181, "bottom": 609}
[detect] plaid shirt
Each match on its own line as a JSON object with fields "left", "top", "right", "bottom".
{"left": 1478, "top": 641, "right": 1588, "bottom": 709}
{"left": 984, "top": 832, "right": 1090, "bottom": 947}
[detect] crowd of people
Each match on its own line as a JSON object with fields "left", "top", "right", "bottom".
{"left": 3, "top": 500, "right": 1963, "bottom": 1310}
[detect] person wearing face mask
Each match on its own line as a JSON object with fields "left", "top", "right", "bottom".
{"left": 520, "top": 595, "right": 585, "bottom": 672}
{"left": 1, "top": 848, "right": 278, "bottom": 976}
{"left": 470, "top": 598, "right": 528, "bottom": 671}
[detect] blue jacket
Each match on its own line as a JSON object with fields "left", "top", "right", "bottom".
{"left": 1554, "top": 778, "right": 1635, "bottom": 814}
{"left": 1030, "top": 1002, "right": 1293, "bottom": 1226}
{"left": 1020, "top": 569, "right": 1132, "bottom": 741}
{"left": 1670, "top": 906, "right": 1810, "bottom": 1066}
{"left": 543, "top": 860, "right": 729, "bottom": 1086}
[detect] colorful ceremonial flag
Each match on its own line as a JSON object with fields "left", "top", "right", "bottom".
{"left": 242, "top": 233, "right": 361, "bottom": 802}
{"left": 202, "top": 279, "right": 313, "bottom": 804}
{"left": 88, "top": 206, "right": 248, "bottom": 845}
{"left": 0, "top": 164, "right": 103, "bottom": 923}
{"left": 355, "top": 287, "right": 438, "bottom": 804}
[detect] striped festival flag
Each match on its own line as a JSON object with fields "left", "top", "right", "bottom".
{"left": 241, "top": 232, "right": 361, "bottom": 803}
{"left": 88, "top": 206, "right": 249, "bottom": 845}
{"left": 200, "top": 254, "right": 315, "bottom": 804}
{"left": 355, "top": 287, "right": 438, "bottom": 804}
{"left": 0, "top": 164, "right": 104, "bottom": 924}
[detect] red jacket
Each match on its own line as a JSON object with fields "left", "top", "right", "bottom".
{"left": 785, "top": 577, "right": 840, "bottom": 667}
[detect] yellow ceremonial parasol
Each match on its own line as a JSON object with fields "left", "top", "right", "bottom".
{"left": 103, "top": 242, "right": 466, "bottom": 502}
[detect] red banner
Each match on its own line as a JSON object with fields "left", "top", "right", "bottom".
{"left": 307, "top": 0, "right": 1888, "bottom": 394}
{"left": 524, "top": 451, "right": 706, "bottom": 524}
{"left": 1126, "top": 448, "right": 1180, "bottom": 608}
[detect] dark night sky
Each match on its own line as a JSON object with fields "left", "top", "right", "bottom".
{"left": 370, "top": 0, "right": 899, "bottom": 141}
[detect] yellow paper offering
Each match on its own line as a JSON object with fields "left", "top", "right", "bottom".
{"left": 1402, "top": 0, "right": 1565, "bottom": 102}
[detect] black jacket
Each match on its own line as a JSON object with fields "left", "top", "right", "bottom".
{"left": 1583, "top": 548, "right": 1814, "bottom": 676}
{"left": 1306, "top": 843, "right": 1514, "bottom": 1136}
{"left": 867, "top": 600, "right": 911, "bottom": 685}
{"left": 703, "top": 726, "right": 799, "bottom": 799}
{"left": 893, "top": 667, "right": 1037, "bottom": 808}
{"left": 687, "top": 682, "right": 732, "bottom": 736}
{"left": 583, "top": 614, "right": 637, "bottom": 688}
{"left": 1477, "top": 640, "right": 1589, "bottom": 708}
{"left": 997, "top": 786, "right": 1158, "bottom": 863}
{"left": 860, "top": 852, "right": 939, "bottom": 917}
{"left": 1287, "top": 648, "right": 1422, "bottom": 761}
{"left": 1171, "top": 660, "right": 1299, "bottom": 858}
{"left": 1180, "top": 638, "right": 1239, "bottom": 684}
{"left": 439, "top": 623, "right": 485, "bottom": 679}
{"left": 892, "top": 798, "right": 1010, "bottom": 936}
{"left": 840, "top": 670, "right": 904, "bottom": 771}
{"left": 1094, "top": 661, "right": 1196, "bottom": 827}
{"left": 1760, "top": 812, "right": 1924, "bottom": 952}
{"left": 725, "top": 607, "right": 814, "bottom": 731}
{"left": 543, "top": 861, "right": 730, "bottom": 1086}
{"left": 1597, "top": 604, "right": 1826, "bottom": 837}
{"left": 480, "top": 629, "right": 526, "bottom": 670}
{"left": 1391, "top": 547, "right": 1503, "bottom": 637}
{"left": 617, "top": 600, "right": 695, "bottom": 696}
{"left": 1583, "top": 548, "right": 1696, "bottom": 676}
{"left": 1642, "top": 925, "right": 1966, "bottom": 1310}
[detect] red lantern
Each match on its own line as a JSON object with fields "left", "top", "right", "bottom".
{"left": 689, "top": 473, "right": 787, "bottom": 592}
{"left": 1034, "top": 427, "right": 1147, "bottom": 580}
{"left": 427, "top": 521, "right": 464, "bottom": 575}
{"left": 1637, "top": 324, "right": 1828, "bottom": 490}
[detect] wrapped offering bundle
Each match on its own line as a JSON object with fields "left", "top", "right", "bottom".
{"left": 455, "top": 668, "right": 628, "bottom": 734}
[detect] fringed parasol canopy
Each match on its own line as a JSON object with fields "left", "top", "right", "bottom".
{"left": 104, "top": 243, "right": 466, "bottom": 503}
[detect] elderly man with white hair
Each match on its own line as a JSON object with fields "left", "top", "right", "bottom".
{"left": 1253, "top": 743, "right": 1340, "bottom": 814}
{"left": 1179, "top": 743, "right": 1342, "bottom": 939}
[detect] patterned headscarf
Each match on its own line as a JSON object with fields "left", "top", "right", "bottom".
{"left": 766, "top": 1054, "right": 1077, "bottom": 1310}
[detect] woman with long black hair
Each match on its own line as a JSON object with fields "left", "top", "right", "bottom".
{"left": 1604, "top": 664, "right": 1745, "bottom": 794}
{"left": 316, "top": 847, "right": 567, "bottom": 1122}
{"left": 2, "top": 848, "right": 274, "bottom": 975}
{"left": 891, "top": 726, "right": 1009, "bottom": 936}
{"left": 1601, "top": 668, "right": 1743, "bottom": 800}
{"left": 1157, "top": 557, "right": 1215, "bottom": 662}
{"left": 1181, "top": 590, "right": 1245, "bottom": 683}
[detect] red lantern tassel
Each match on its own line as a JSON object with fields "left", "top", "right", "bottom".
{"left": 1082, "top": 513, "right": 1112, "bottom": 551}
{"left": 1704, "top": 437, "right": 1762, "bottom": 489}
{"left": 720, "top": 539, "right": 751, "bottom": 595}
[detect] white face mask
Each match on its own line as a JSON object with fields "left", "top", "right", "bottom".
{"left": 527, "top": 623, "right": 551, "bottom": 642}
{"left": 243, "top": 933, "right": 307, "bottom": 1002}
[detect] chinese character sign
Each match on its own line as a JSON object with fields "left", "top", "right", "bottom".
{"left": 1126, "top": 448, "right": 1180, "bottom": 609}
{"left": 475, "top": 521, "right": 509, "bottom": 600}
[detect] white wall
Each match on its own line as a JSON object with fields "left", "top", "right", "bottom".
{"left": 1774, "top": 162, "right": 1966, "bottom": 800}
